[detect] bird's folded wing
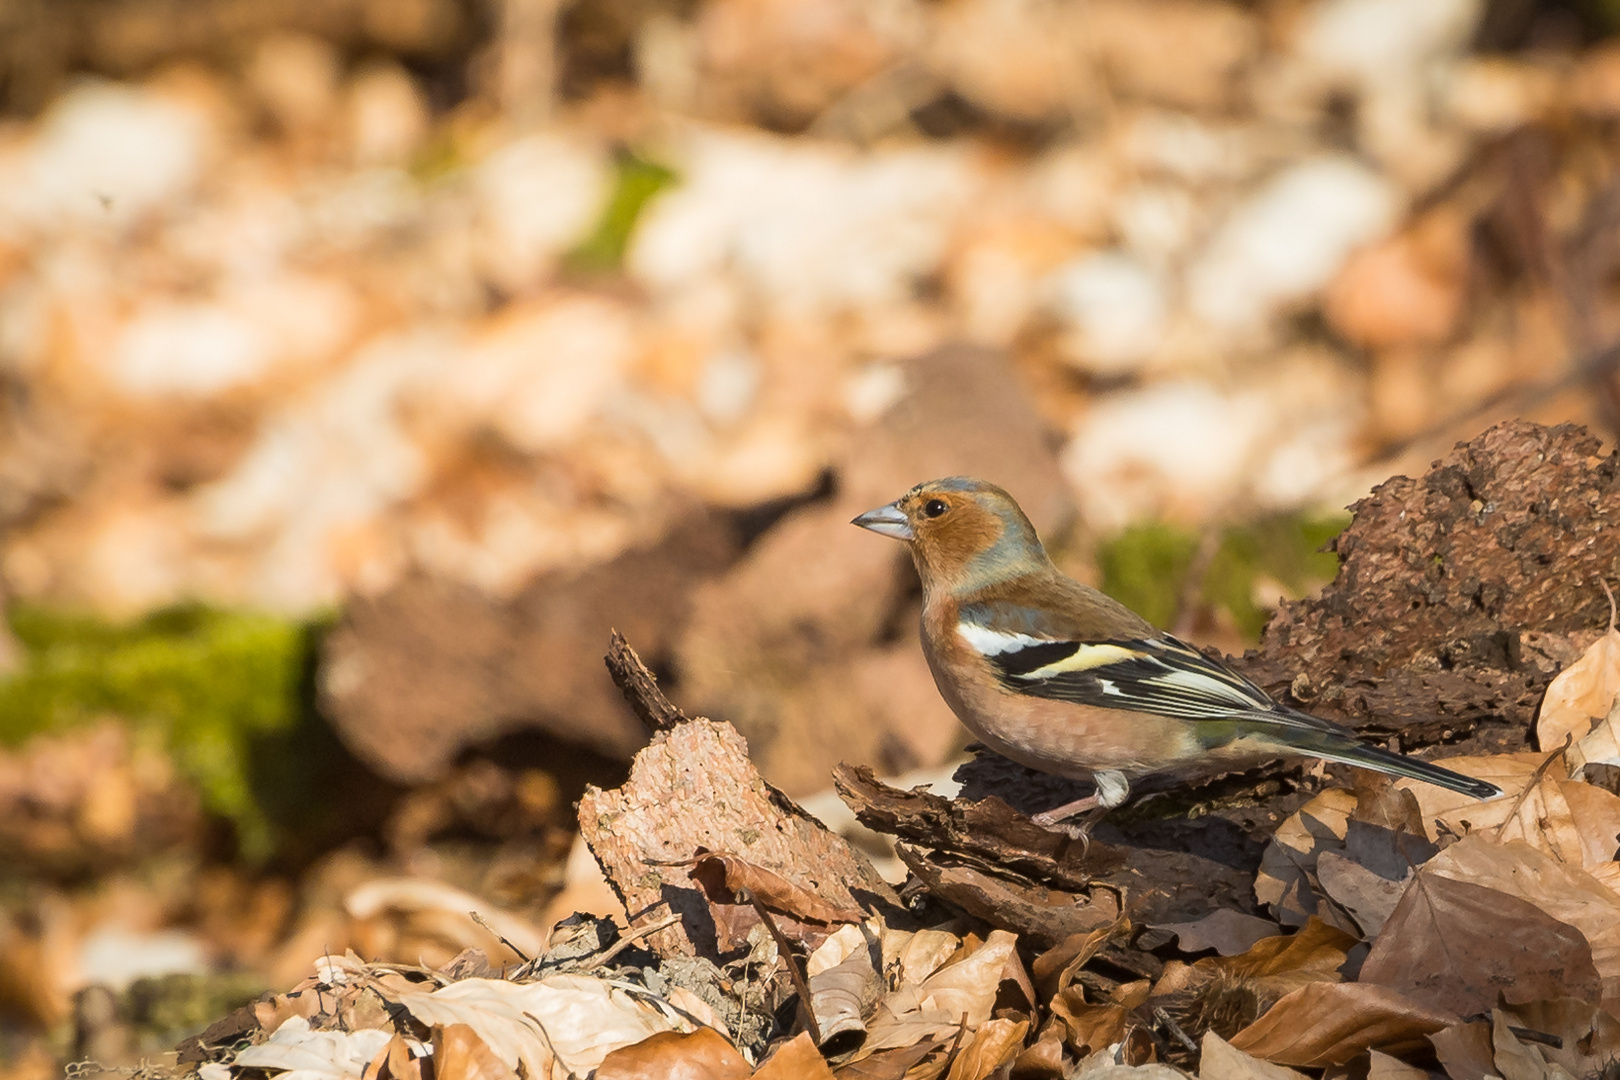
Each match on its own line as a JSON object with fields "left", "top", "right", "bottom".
{"left": 966, "top": 622, "right": 1339, "bottom": 735}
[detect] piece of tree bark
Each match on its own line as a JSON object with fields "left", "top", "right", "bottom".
{"left": 580, "top": 707, "right": 898, "bottom": 959}
{"left": 1235, "top": 420, "right": 1620, "bottom": 745}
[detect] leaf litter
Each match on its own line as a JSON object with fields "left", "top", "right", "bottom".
{"left": 179, "top": 560, "right": 1620, "bottom": 1079}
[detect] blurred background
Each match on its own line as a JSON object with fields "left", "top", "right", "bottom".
{"left": 0, "top": 0, "right": 1618, "bottom": 1071}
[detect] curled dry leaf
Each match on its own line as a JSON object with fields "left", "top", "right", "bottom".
{"left": 688, "top": 850, "right": 866, "bottom": 925}
{"left": 1032, "top": 922, "right": 1125, "bottom": 999}
{"left": 593, "top": 1028, "right": 753, "bottom": 1080}
{"left": 1227, "top": 982, "right": 1456, "bottom": 1067}
{"left": 807, "top": 920, "right": 958, "bottom": 987}
{"left": 395, "top": 973, "right": 687, "bottom": 1079}
{"left": 1423, "top": 834, "right": 1620, "bottom": 1005}
{"left": 752, "top": 1031, "right": 838, "bottom": 1080}
{"left": 1198, "top": 1030, "right": 1307, "bottom": 1080}
{"left": 1536, "top": 582, "right": 1620, "bottom": 753}
{"left": 1153, "top": 911, "right": 1281, "bottom": 957}
{"left": 809, "top": 942, "right": 884, "bottom": 1052}
{"left": 1358, "top": 870, "right": 1602, "bottom": 1014}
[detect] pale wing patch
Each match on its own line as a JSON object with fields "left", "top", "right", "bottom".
{"left": 1154, "top": 667, "right": 1263, "bottom": 707}
{"left": 1020, "top": 643, "right": 1145, "bottom": 680}
{"left": 957, "top": 622, "right": 1048, "bottom": 656}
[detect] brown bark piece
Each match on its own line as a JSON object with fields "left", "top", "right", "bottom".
{"left": 894, "top": 844, "right": 1121, "bottom": 948}
{"left": 580, "top": 717, "right": 897, "bottom": 959}
{"left": 1236, "top": 421, "right": 1620, "bottom": 745}
{"left": 833, "top": 764, "right": 1125, "bottom": 889}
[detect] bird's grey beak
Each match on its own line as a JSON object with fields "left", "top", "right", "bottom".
{"left": 852, "top": 503, "right": 914, "bottom": 540}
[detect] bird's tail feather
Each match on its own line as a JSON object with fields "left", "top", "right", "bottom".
{"left": 1309, "top": 739, "right": 1501, "bottom": 799}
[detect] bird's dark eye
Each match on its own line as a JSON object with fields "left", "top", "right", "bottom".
{"left": 922, "top": 499, "right": 949, "bottom": 518}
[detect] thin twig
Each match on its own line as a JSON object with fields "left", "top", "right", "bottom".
{"left": 1153, "top": 1006, "right": 1198, "bottom": 1054}
{"left": 742, "top": 887, "right": 822, "bottom": 1045}
{"left": 469, "top": 911, "right": 534, "bottom": 964}
{"left": 583, "top": 912, "right": 684, "bottom": 970}
{"left": 1508, "top": 1025, "right": 1563, "bottom": 1050}
{"left": 1491, "top": 736, "right": 1571, "bottom": 841}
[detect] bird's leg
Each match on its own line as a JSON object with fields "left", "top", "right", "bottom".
{"left": 1030, "top": 770, "right": 1130, "bottom": 847}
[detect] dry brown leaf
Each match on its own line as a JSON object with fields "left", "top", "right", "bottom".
{"left": 1150, "top": 917, "right": 1356, "bottom": 1017}
{"left": 1313, "top": 852, "right": 1406, "bottom": 938}
{"left": 689, "top": 850, "right": 866, "bottom": 925}
{"left": 1010, "top": 1017, "right": 1065, "bottom": 1078}
{"left": 1428, "top": 1019, "right": 1493, "bottom": 1080}
{"left": 1358, "top": 870, "right": 1602, "bottom": 1013}
{"left": 943, "top": 1017, "right": 1029, "bottom": 1080}
{"left": 433, "top": 1023, "right": 517, "bottom": 1080}
{"left": 1365, "top": 1049, "right": 1429, "bottom": 1080}
{"left": 1424, "top": 834, "right": 1620, "bottom": 1003}
{"left": 1254, "top": 789, "right": 1356, "bottom": 927}
{"left": 1537, "top": 582, "right": 1620, "bottom": 752}
{"left": 1155, "top": 911, "right": 1282, "bottom": 957}
{"left": 1049, "top": 994, "right": 1131, "bottom": 1057}
{"left": 752, "top": 1032, "right": 838, "bottom": 1080}
{"left": 395, "top": 973, "right": 686, "bottom": 1078}
{"left": 1198, "top": 1029, "right": 1307, "bottom": 1080}
{"left": 593, "top": 1028, "right": 753, "bottom": 1080}
{"left": 1227, "top": 982, "right": 1456, "bottom": 1067}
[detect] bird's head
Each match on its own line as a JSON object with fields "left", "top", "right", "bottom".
{"left": 851, "top": 477, "right": 1050, "bottom": 593}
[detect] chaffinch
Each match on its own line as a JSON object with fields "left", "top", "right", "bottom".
{"left": 852, "top": 477, "right": 1501, "bottom": 832}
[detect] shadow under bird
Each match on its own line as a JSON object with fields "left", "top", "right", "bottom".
{"left": 852, "top": 476, "right": 1501, "bottom": 833}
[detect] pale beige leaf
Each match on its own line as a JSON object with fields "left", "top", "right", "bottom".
{"left": 1491, "top": 1010, "right": 1559, "bottom": 1080}
{"left": 807, "top": 922, "right": 870, "bottom": 977}
{"left": 1394, "top": 753, "right": 1586, "bottom": 864}
{"left": 1537, "top": 587, "right": 1620, "bottom": 752}
{"left": 918, "top": 929, "right": 1018, "bottom": 1029}
{"left": 1254, "top": 789, "right": 1356, "bottom": 926}
{"left": 885, "top": 926, "right": 960, "bottom": 986}
{"left": 1571, "top": 695, "right": 1620, "bottom": 779}
{"left": 232, "top": 1016, "right": 393, "bottom": 1080}
{"left": 1558, "top": 780, "right": 1620, "bottom": 869}
{"left": 395, "top": 973, "right": 683, "bottom": 1079}
{"left": 1199, "top": 1030, "right": 1307, "bottom": 1080}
